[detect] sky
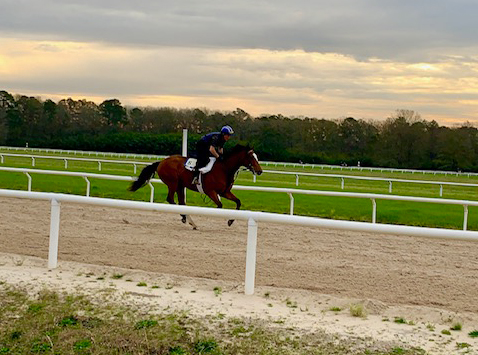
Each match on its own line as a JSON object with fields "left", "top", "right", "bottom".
{"left": 1, "top": 0, "right": 478, "bottom": 126}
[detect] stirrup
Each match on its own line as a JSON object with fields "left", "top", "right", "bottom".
{"left": 192, "top": 176, "right": 199, "bottom": 185}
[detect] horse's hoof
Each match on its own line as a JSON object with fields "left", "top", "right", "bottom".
{"left": 228, "top": 219, "right": 235, "bottom": 227}
{"left": 181, "top": 215, "right": 187, "bottom": 224}
{"left": 192, "top": 226, "right": 197, "bottom": 230}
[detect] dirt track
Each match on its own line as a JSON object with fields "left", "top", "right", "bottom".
{"left": 1, "top": 196, "right": 478, "bottom": 313}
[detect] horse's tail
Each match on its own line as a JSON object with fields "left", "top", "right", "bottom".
{"left": 129, "top": 161, "right": 160, "bottom": 192}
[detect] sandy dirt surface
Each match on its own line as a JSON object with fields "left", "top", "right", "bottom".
{"left": 1, "top": 196, "right": 478, "bottom": 354}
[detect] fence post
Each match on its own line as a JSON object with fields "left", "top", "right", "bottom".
{"left": 48, "top": 199, "right": 61, "bottom": 269}
{"left": 295, "top": 174, "right": 299, "bottom": 186}
{"left": 463, "top": 205, "right": 468, "bottom": 231}
{"left": 389, "top": 181, "right": 392, "bottom": 193}
{"left": 341, "top": 177, "right": 344, "bottom": 190}
{"left": 24, "top": 172, "right": 32, "bottom": 191}
{"left": 440, "top": 184, "right": 443, "bottom": 197}
{"left": 83, "top": 177, "right": 90, "bottom": 197}
{"left": 245, "top": 218, "right": 258, "bottom": 295}
{"left": 148, "top": 182, "right": 154, "bottom": 203}
{"left": 182, "top": 129, "right": 188, "bottom": 203}
{"left": 182, "top": 129, "right": 188, "bottom": 157}
{"left": 288, "top": 193, "right": 294, "bottom": 215}
{"left": 371, "top": 198, "right": 377, "bottom": 223}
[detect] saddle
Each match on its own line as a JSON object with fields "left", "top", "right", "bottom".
{"left": 184, "top": 157, "right": 216, "bottom": 174}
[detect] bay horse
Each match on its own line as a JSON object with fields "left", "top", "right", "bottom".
{"left": 129, "top": 144, "right": 262, "bottom": 228}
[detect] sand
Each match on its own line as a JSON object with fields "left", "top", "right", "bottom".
{"left": 1, "top": 196, "right": 478, "bottom": 354}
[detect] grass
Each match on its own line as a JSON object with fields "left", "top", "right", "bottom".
{"left": 349, "top": 303, "right": 367, "bottom": 318}
{"left": 469, "top": 330, "right": 478, "bottom": 338}
{"left": 2, "top": 150, "right": 478, "bottom": 230}
{"left": 450, "top": 322, "right": 462, "bottom": 331}
{"left": 0, "top": 283, "right": 426, "bottom": 355}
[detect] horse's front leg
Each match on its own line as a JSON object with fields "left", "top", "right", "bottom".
{"left": 207, "top": 190, "right": 223, "bottom": 209}
{"left": 177, "top": 185, "right": 197, "bottom": 230}
{"left": 221, "top": 191, "right": 241, "bottom": 226}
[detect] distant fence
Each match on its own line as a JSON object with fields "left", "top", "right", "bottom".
{"left": 256, "top": 170, "right": 478, "bottom": 197}
{"left": 3, "top": 152, "right": 477, "bottom": 198}
{"left": 1, "top": 167, "right": 477, "bottom": 230}
{"left": 0, "top": 153, "right": 155, "bottom": 174}
{"left": 2, "top": 189, "right": 478, "bottom": 295}
{"left": 2, "top": 145, "right": 478, "bottom": 177}
{"left": 260, "top": 161, "right": 478, "bottom": 177}
{"left": 0, "top": 146, "right": 164, "bottom": 160}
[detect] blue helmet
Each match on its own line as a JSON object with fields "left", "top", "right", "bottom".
{"left": 221, "top": 125, "right": 234, "bottom": 135}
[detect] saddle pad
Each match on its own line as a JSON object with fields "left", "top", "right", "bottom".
{"left": 184, "top": 158, "right": 197, "bottom": 171}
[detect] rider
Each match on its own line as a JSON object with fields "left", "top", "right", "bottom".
{"left": 192, "top": 125, "right": 234, "bottom": 184}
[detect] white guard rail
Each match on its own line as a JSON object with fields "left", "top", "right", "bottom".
{"left": 0, "top": 153, "right": 157, "bottom": 174}
{"left": 260, "top": 160, "right": 478, "bottom": 177}
{"left": 2, "top": 145, "right": 477, "bottom": 177}
{"left": 2, "top": 151, "right": 476, "bottom": 196}
{"left": 2, "top": 188, "right": 478, "bottom": 296}
{"left": 0, "top": 146, "right": 164, "bottom": 160}
{"left": 256, "top": 170, "right": 478, "bottom": 197}
{"left": 1, "top": 166, "right": 477, "bottom": 231}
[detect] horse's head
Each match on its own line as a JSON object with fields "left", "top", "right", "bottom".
{"left": 226, "top": 144, "right": 263, "bottom": 175}
{"left": 244, "top": 148, "right": 263, "bottom": 176}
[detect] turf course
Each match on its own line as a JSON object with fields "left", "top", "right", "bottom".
{"left": 1, "top": 148, "right": 478, "bottom": 231}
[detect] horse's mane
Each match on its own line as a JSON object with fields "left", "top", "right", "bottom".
{"left": 225, "top": 144, "right": 252, "bottom": 158}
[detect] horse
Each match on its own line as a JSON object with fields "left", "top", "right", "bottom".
{"left": 129, "top": 144, "right": 263, "bottom": 228}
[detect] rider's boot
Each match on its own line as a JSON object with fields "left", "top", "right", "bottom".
{"left": 192, "top": 169, "right": 199, "bottom": 185}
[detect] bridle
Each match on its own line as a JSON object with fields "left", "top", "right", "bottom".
{"left": 246, "top": 150, "right": 260, "bottom": 175}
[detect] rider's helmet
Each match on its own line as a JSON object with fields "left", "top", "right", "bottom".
{"left": 221, "top": 125, "right": 234, "bottom": 135}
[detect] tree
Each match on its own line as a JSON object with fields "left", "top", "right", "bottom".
{"left": 377, "top": 110, "right": 428, "bottom": 168}
{"left": 0, "top": 91, "right": 16, "bottom": 144}
{"left": 99, "top": 99, "right": 127, "bottom": 130}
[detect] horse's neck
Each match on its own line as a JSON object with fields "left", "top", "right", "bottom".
{"left": 223, "top": 153, "right": 244, "bottom": 175}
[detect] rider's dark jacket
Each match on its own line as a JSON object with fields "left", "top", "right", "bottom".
{"left": 196, "top": 132, "right": 226, "bottom": 169}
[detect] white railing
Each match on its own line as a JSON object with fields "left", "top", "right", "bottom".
{"left": 0, "top": 146, "right": 165, "bottom": 160}
{"left": 0, "top": 153, "right": 157, "bottom": 174}
{"left": 260, "top": 161, "right": 478, "bottom": 177}
{"left": 1, "top": 167, "right": 477, "bottom": 231}
{"left": 3, "top": 152, "right": 476, "bottom": 198}
{"left": 255, "top": 170, "right": 478, "bottom": 197}
{"left": 3, "top": 145, "right": 478, "bottom": 177}
{"left": 2, "top": 188, "right": 478, "bottom": 296}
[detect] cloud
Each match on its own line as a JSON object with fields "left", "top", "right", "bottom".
{"left": 1, "top": 1, "right": 478, "bottom": 125}
{"left": 1, "top": 0, "right": 478, "bottom": 61}
{"left": 2, "top": 35, "right": 478, "bottom": 125}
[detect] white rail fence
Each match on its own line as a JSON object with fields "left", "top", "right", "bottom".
{"left": 3, "top": 152, "right": 477, "bottom": 198}
{"left": 3, "top": 145, "right": 478, "bottom": 177}
{"left": 0, "top": 146, "right": 164, "bottom": 160}
{"left": 260, "top": 161, "right": 478, "bottom": 177}
{"left": 1, "top": 167, "right": 477, "bottom": 231}
{"left": 256, "top": 170, "right": 478, "bottom": 197}
{"left": 0, "top": 153, "right": 156, "bottom": 174}
{"left": 2, "top": 188, "right": 478, "bottom": 295}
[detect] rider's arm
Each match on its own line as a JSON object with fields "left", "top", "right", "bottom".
{"left": 209, "top": 145, "right": 220, "bottom": 158}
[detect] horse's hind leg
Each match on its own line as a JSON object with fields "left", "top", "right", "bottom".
{"left": 165, "top": 184, "right": 190, "bottom": 225}
{"left": 177, "top": 186, "right": 197, "bottom": 230}
{"left": 221, "top": 191, "right": 241, "bottom": 226}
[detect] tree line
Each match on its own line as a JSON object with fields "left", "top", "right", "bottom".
{"left": 1, "top": 90, "right": 477, "bottom": 171}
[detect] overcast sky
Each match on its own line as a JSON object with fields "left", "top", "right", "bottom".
{"left": 1, "top": 0, "right": 478, "bottom": 125}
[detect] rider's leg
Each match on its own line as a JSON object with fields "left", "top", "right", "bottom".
{"left": 193, "top": 143, "right": 210, "bottom": 184}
